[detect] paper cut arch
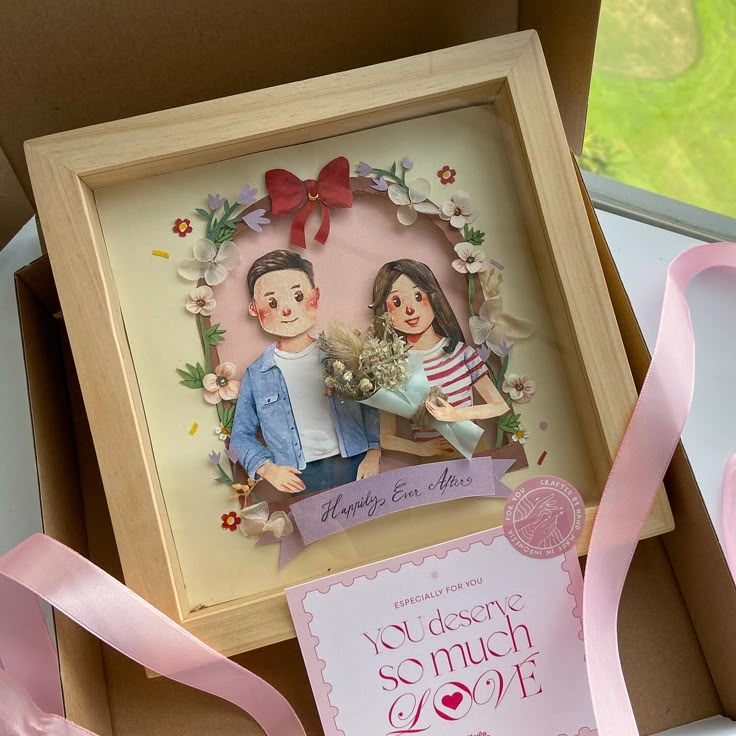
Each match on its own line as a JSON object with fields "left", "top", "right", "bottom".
{"left": 205, "top": 174, "right": 528, "bottom": 499}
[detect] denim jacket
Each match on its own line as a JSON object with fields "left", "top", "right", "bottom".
{"left": 231, "top": 344, "right": 380, "bottom": 478}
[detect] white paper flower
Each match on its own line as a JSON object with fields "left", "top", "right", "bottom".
{"left": 177, "top": 239, "right": 241, "bottom": 286}
{"left": 439, "top": 191, "right": 477, "bottom": 229}
{"left": 511, "top": 425, "right": 529, "bottom": 444}
{"left": 214, "top": 424, "right": 230, "bottom": 441}
{"left": 469, "top": 298, "right": 535, "bottom": 356}
{"left": 452, "top": 243, "right": 491, "bottom": 274}
{"left": 502, "top": 373, "right": 537, "bottom": 403}
{"left": 239, "top": 502, "right": 294, "bottom": 539}
{"left": 387, "top": 179, "right": 439, "bottom": 225}
{"left": 185, "top": 285, "right": 216, "bottom": 316}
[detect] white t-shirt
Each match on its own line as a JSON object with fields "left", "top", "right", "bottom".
{"left": 274, "top": 341, "right": 340, "bottom": 463}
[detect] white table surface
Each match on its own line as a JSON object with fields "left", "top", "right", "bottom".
{"left": 0, "top": 215, "right": 733, "bottom": 735}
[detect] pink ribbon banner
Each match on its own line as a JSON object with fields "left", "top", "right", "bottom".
{"left": 0, "top": 242, "right": 735, "bottom": 735}
{"left": 263, "top": 457, "right": 514, "bottom": 566}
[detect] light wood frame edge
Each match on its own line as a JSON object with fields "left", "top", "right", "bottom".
{"left": 24, "top": 30, "right": 673, "bottom": 656}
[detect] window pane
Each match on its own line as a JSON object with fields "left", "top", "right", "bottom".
{"left": 581, "top": 0, "right": 736, "bottom": 218}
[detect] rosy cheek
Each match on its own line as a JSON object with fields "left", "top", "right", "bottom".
{"left": 257, "top": 308, "right": 270, "bottom": 321}
{"left": 386, "top": 302, "right": 396, "bottom": 314}
{"left": 307, "top": 294, "right": 319, "bottom": 309}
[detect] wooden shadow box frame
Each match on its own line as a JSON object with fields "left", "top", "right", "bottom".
{"left": 25, "top": 30, "right": 673, "bottom": 657}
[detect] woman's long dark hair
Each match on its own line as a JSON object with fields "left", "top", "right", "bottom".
{"left": 370, "top": 259, "right": 465, "bottom": 354}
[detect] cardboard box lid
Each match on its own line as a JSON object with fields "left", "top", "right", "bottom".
{"left": 0, "top": 0, "right": 599, "bottom": 250}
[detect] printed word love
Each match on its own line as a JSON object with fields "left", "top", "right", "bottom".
{"left": 386, "top": 652, "right": 542, "bottom": 735}
{"left": 359, "top": 597, "right": 541, "bottom": 735}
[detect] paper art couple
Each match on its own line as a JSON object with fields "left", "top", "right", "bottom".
{"left": 231, "top": 249, "right": 509, "bottom": 495}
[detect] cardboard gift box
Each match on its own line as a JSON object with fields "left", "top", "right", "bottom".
{"left": 15, "top": 194, "right": 736, "bottom": 734}
{"left": 9, "top": 3, "right": 736, "bottom": 734}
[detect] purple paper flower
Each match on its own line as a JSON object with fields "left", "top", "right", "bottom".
{"left": 237, "top": 184, "right": 258, "bottom": 206}
{"left": 243, "top": 208, "right": 271, "bottom": 232}
{"left": 371, "top": 177, "right": 389, "bottom": 192}
{"left": 208, "top": 450, "right": 221, "bottom": 465}
{"left": 225, "top": 445, "right": 240, "bottom": 464}
{"left": 401, "top": 156, "right": 413, "bottom": 171}
{"left": 477, "top": 345, "right": 492, "bottom": 363}
{"left": 207, "top": 193, "right": 225, "bottom": 210}
{"left": 356, "top": 161, "right": 373, "bottom": 177}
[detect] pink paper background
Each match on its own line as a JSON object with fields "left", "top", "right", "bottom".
{"left": 211, "top": 190, "right": 471, "bottom": 380}
{"left": 286, "top": 525, "right": 596, "bottom": 736}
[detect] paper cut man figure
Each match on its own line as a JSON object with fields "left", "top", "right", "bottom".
{"left": 231, "top": 249, "right": 381, "bottom": 494}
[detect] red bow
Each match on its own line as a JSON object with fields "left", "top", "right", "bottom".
{"left": 265, "top": 156, "right": 353, "bottom": 248}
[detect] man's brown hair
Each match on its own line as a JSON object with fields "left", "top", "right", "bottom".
{"left": 247, "top": 249, "right": 315, "bottom": 298}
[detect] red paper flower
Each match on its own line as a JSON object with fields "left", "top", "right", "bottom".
{"left": 221, "top": 511, "right": 241, "bottom": 531}
{"left": 437, "top": 165, "right": 456, "bottom": 185}
{"left": 173, "top": 218, "right": 193, "bottom": 237}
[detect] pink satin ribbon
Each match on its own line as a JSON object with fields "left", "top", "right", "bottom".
{"left": 584, "top": 241, "right": 736, "bottom": 735}
{"left": 722, "top": 451, "right": 736, "bottom": 576}
{"left": 1, "top": 244, "right": 735, "bottom": 735}
{"left": 0, "top": 534, "right": 307, "bottom": 735}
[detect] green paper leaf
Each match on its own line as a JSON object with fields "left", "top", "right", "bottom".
{"left": 214, "top": 465, "right": 233, "bottom": 484}
{"left": 214, "top": 225, "right": 236, "bottom": 244}
{"left": 195, "top": 208, "right": 210, "bottom": 219}
{"left": 498, "top": 412, "right": 521, "bottom": 434}
{"left": 178, "top": 362, "right": 206, "bottom": 388}
{"left": 203, "top": 322, "right": 227, "bottom": 347}
{"left": 184, "top": 362, "right": 206, "bottom": 380}
{"left": 390, "top": 161, "right": 397, "bottom": 176}
{"left": 177, "top": 368, "right": 192, "bottom": 380}
{"left": 224, "top": 411, "right": 235, "bottom": 432}
{"left": 176, "top": 370, "right": 203, "bottom": 389}
{"left": 463, "top": 225, "right": 486, "bottom": 246}
{"left": 180, "top": 379, "right": 203, "bottom": 389}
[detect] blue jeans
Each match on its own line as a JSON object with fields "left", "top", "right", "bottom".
{"left": 295, "top": 452, "right": 366, "bottom": 495}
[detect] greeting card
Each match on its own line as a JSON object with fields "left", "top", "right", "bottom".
{"left": 286, "top": 526, "right": 596, "bottom": 736}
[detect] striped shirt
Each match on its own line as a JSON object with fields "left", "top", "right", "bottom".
{"left": 411, "top": 338, "right": 488, "bottom": 441}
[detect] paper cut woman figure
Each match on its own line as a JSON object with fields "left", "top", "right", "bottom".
{"left": 370, "top": 258, "right": 508, "bottom": 458}
{"left": 231, "top": 249, "right": 381, "bottom": 494}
